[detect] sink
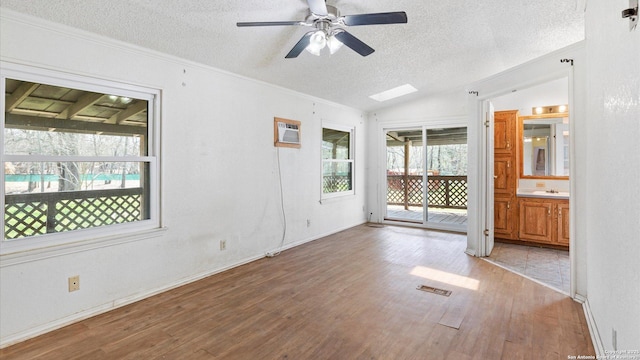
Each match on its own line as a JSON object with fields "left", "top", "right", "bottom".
{"left": 517, "top": 189, "right": 569, "bottom": 199}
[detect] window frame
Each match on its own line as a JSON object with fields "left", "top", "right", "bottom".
{"left": 321, "top": 123, "right": 355, "bottom": 199}
{"left": 1, "top": 62, "right": 162, "bottom": 256}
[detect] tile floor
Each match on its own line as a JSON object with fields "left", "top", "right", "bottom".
{"left": 486, "top": 242, "right": 570, "bottom": 293}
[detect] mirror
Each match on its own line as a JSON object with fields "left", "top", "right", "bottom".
{"left": 519, "top": 114, "right": 569, "bottom": 178}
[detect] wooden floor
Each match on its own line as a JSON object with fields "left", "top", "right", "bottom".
{"left": 0, "top": 225, "right": 594, "bottom": 359}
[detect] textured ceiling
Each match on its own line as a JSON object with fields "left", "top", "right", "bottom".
{"left": 0, "top": 1, "right": 585, "bottom": 111}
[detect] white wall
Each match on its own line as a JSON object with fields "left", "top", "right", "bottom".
{"left": 0, "top": 10, "right": 367, "bottom": 346}
{"left": 368, "top": 90, "right": 468, "bottom": 122}
{"left": 584, "top": 0, "right": 640, "bottom": 353}
{"left": 491, "top": 77, "right": 568, "bottom": 115}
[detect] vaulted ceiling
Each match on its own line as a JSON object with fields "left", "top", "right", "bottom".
{"left": 0, "top": 1, "right": 585, "bottom": 111}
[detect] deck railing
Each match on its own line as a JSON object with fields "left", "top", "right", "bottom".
{"left": 5, "top": 176, "right": 465, "bottom": 239}
{"left": 4, "top": 188, "right": 145, "bottom": 240}
{"left": 387, "top": 175, "right": 467, "bottom": 209}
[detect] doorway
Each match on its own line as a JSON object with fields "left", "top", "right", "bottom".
{"left": 383, "top": 126, "right": 468, "bottom": 232}
{"left": 485, "top": 77, "right": 571, "bottom": 294}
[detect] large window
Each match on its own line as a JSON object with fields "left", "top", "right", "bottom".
{"left": 322, "top": 125, "right": 354, "bottom": 198}
{"left": 2, "top": 66, "right": 160, "bottom": 254}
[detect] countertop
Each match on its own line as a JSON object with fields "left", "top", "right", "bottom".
{"left": 516, "top": 189, "right": 569, "bottom": 199}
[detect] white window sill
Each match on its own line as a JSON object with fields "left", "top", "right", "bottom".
{"left": 0, "top": 227, "right": 167, "bottom": 268}
{"left": 320, "top": 191, "right": 355, "bottom": 204}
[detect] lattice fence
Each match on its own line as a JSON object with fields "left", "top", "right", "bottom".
{"left": 5, "top": 188, "right": 144, "bottom": 240}
{"left": 4, "top": 202, "right": 48, "bottom": 239}
{"left": 387, "top": 175, "right": 467, "bottom": 209}
{"left": 323, "top": 175, "right": 352, "bottom": 193}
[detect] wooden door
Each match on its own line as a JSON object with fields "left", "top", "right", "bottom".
{"left": 557, "top": 202, "right": 570, "bottom": 245}
{"left": 519, "top": 199, "right": 553, "bottom": 243}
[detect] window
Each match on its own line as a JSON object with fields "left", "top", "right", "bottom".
{"left": 2, "top": 65, "right": 160, "bottom": 254}
{"left": 322, "top": 125, "right": 354, "bottom": 198}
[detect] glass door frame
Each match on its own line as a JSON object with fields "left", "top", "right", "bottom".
{"left": 379, "top": 118, "right": 468, "bottom": 233}
{"left": 383, "top": 126, "right": 426, "bottom": 224}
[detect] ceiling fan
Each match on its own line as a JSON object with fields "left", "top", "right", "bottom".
{"left": 236, "top": 0, "right": 407, "bottom": 58}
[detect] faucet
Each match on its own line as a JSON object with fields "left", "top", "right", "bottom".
{"left": 546, "top": 189, "right": 559, "bottom": 193}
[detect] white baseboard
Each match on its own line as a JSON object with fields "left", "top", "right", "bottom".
{"left": 265, "top": 220, "right": 366, "bottom": 256}
{"left": 0, "top": 221, "right": 366, "bottom": 349}
{"left": 582, "top": 298, "right": 605, "bottom": 357}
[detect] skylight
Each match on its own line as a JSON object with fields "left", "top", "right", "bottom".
{"left": 369, "top": 84, "right": 418, "bottom": 102}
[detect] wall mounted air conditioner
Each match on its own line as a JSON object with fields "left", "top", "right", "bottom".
{"left": 274, "top": 117, "right": 301, "bottom": 148}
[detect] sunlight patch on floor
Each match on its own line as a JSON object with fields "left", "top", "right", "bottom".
{"left": 410, "top": 266, "right": 479, "bottom": 290}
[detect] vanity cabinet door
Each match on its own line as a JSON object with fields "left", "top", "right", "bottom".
{"left": 495, "top": 196, "right": 517, "bottom": 240}
{"left": 519, "top": 199, "right": 553, "bottom": 243}
{"left": 494, "top": 154, "right": 514, "bottom": 196}
{"left": 494, "top": 110, "right": 517, "bottom": 154}
{"left": 557, "top": 202, "right": 570, "bottom": 245}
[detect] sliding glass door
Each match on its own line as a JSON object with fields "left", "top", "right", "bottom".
{"left": 425, "top": 127, "right": 468, "bottom": 228}
{"left": 384, "top": 126, "right": 468, "bottom": 231}
{"left": 385, "top": 128, "right": 424, "bottom": 223}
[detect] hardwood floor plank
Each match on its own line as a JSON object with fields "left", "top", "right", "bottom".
{"left": 501, "top": 340, "right": 532, "bottom": 360}
{"left": 0, "top": 225, "right": 594, "bottom": 359}
{"left": 438, "top": 299, "right": 468, "bottom": 329}
{"left": 446, "top": 350, "right": 473, "bottom": 360}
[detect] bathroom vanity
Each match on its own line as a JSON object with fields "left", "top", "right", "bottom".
{"left": 516, "top": 190, "right": 569, "bottom": 246}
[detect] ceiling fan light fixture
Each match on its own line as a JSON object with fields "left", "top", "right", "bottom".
{"left": 237, "top": 2, "right": 408, "bottom": 59}
{"left": 306, "top": 46, "right": 322, "bottom": 56}
{"left": 306, "top": 30, "right": 327, "bottom": 55}
{"left": 327, "top": 33, "right": 344, "bottom": 54}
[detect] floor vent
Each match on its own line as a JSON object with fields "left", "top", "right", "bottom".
{"left": 417, "top": 285, "right": 451, "bottom": 297}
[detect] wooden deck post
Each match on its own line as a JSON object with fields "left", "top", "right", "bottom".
{"left": 404, "top": 140, "right": 410, "bottom": 210}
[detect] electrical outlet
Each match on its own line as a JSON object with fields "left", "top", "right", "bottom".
{"left": 68, "top": 275, "right": 80, "bottom": 292}
{"left": 306, "top": 219, "right": 311, "bottom": 227}
{"left": 220, "top": 240, "right": 226, "bottom": 251}
{"left": 535, "top": 182, "right": 546, "bottom": 188}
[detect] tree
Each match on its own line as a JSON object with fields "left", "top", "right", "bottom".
{"left": 4, "top": 127, "right": 141, "bottom": 193}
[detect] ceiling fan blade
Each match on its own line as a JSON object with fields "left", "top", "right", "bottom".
{"left": 237, "top": 21, "right": 304, "bottom": 27}
{"left": 285, "top": 32, "right": 314, "bottom": 59}
{"left": 307, "top": 0, "right": 328, "bottom": 16}
{"left": 334, "top": 31, "right": 375, "bottom": 57}
{"left": 342, "top": 11, "right": 408, "bottom": 26}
